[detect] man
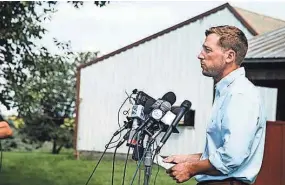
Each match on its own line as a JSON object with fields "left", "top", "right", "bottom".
{"left": 0, "top": 116, "right": 13, "bottom": 139}
{"left": 164, "top": 25, "right": 266, "bottom": 185}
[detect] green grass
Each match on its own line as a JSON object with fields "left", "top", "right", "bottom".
{"left": 0, "top": 151, "right": 197, "bottom": 185}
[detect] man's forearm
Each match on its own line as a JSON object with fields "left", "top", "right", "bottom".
{"left": 186, "top": 153, "right": 202, "bottom": 162}
{"left": 192, "top": 159, "right": 222, "bottom": 176}
{"left": 191, "top": 153, "right": 202, "bottom": 158}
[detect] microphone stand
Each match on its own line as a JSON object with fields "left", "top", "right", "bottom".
{"left": 142, "top": 128, "right": 162, "bottom": 185}
{"left": 143, "top": 136, "right": 154, "bottom": 185}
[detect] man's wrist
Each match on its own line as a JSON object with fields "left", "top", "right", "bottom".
{"left": 188, "top": 159, "right": 221, "bottom": 176}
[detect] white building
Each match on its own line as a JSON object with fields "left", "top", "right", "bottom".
{"left": 74, "top": 3, "right": 282, "bottom": 158}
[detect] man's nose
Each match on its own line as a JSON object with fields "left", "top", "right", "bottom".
{"left": 198, "top": 51, "right": 204, "bottom": 60}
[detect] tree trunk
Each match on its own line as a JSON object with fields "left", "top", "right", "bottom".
{"left": 52, "top": 140, "right": 64, "bottom": 154}
{"left": 56, "top": 144, "right": 64, "bottom": 154}
{"left": 52, "top": 140, "right": 57, "bottom": 154}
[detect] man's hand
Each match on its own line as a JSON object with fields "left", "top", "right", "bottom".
{"left": 166, "top": 162, "right": 197, "bottom": 183}
{"left": 0, "top": 121, "right": 13, "bottom": 139}
{"left": 163, "top": 153, "right": 201, "bottom": 164}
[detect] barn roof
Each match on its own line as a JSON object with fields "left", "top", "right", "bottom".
{"left": 78, "top": 3, "right": 258, "bottom": 70}
{"left": 245, "top": 26, "right": 285, "bottom": 63}
{"left": 234, "top": 6, "right": 285, "bottom": 35}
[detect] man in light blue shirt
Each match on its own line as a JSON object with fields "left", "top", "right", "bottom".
{"left": 164, "top": 25, "right": 266, "bottom": 185}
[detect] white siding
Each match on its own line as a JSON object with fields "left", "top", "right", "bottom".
{"left": 77, "top": 8, "right": 254, "bottom": 156}
{"left": 257, "top": 86, "right": 278, "bottom": 121}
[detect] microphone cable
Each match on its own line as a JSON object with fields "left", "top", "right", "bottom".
{"left": 121, "top": 143, "right": 132, "bottom": 185}
{"left": 129, "top": 129, "right": 162, "bottom": 185}
{"left": 111, "top": 129, "right": 131, "bottom": 185}
{"left": 111, "top": 143, "right": 119, "bottom": 185}
{"left": 84, "top": 134, "right": 116, "bottom": 185}
{"left": 129, "top": 141, "right": 152, "bottom": 185}
{"left": 121, "top": 130, "right": 142, "bottom": 185}
{"left": 109, "top": 91, "right": 135, "bottom": 146}
{"left": 84, "top": 91, "right": 135, "bottom": 185}
{"left": 153, "top": 141, "right": 160, "bottom": 185}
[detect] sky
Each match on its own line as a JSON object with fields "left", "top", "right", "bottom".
{"left": 40, "top": 0, "right": 285, "bottom": 56}
{"left": 2, "top": 0, "right": 285, "bottom": 115}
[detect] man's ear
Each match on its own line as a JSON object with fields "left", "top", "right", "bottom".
{"left": 225, "top": 49, "right": 236, "bottom": 64}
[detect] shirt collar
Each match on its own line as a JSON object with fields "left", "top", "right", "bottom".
{"left": 215, "top": 67, "right": 245, "bottom": 97}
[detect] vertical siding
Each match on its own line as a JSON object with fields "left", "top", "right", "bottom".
{"left": 77, "top": 8, "right": 254, "bottom": 155}
{"left": 254, "top": 121, "right": 285, "bottom": 185}
{"left": 256, "top": 86, "right": 278, "bottom": 121}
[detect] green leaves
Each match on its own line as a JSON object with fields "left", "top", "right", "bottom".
{"left": 0, "top": 1, "right": 108, "bottom": 110}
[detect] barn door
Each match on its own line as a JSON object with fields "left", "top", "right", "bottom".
{"left": 254, "top": 121, "right": 285, "bottom": 185}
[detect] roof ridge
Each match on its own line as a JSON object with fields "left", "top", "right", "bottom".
{"left": 78, "top": 2, "right": 257, "bottom": 70}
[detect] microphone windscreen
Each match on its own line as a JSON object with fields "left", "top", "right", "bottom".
{"left": 162, "top": 92, "right": 176, "bottom": 105}
{"left": 143, "top": 98, "right": 156, "bottom": 114}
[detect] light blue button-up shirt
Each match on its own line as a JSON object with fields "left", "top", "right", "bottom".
{"left": 195, "top": 67, "right": 267, "bottom": 184}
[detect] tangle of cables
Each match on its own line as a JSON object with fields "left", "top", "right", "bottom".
{"left": 83, "top": 89, "right": 191, "bottom": 185}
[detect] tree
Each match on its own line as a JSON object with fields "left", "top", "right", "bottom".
{"left": 0, "top": 1, "right": 107, "bottom": 153}
{"left": 13, "top": 51, "right": 98, "bottom": 154}
{"left": 0, "top": 1, "right": 108, "bottom": 110}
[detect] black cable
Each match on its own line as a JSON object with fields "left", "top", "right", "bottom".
{"left": 84, "top": 135, "right": 116, "bottom": 185}
{"left": 138, "top": 160, "right": 141, "bottom": 185}
{"left": 119, "top": 123, "right": 144, "bottom": 185}
{"left": 85, "top": 90, "right": 137, "bottom": 185}
{"left": 111, "top": 91, "right": 138, "bottom": 185}
{"left": 135, "top": 132, "right": 142, "bottom": 185}
{"left": 111, "top": 145, "right": 119, "bottom": 185}
{"left": 153, "top": 142, "right": 160, "bottom": 185}
{"left": 121, "top": 128, "right": 142, "bottom": 185}
{"left": 129, "top": 142, "right": 152, "bottom": 185}
{"left": 109, "top": 93, "right": 135, "bottom": 146}
{"left": 121, "top": 144, "right": 132, "bottom": 185}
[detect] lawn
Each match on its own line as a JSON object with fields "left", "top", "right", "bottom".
{"left": 0, "top": 151, "right": 197, "bottom": 185}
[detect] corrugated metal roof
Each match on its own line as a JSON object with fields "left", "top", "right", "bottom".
{"left": 246, "top": 26, "right": 285, "bottom": 59}
{"left": 234, "top": 7, "right": 285, "bottom": 34}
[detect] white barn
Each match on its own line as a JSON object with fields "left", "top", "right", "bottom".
{"left": 74, "top": 3, "right": 278, "bottom": 158}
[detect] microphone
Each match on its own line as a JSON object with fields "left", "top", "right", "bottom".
{"left": 127, "top": 104, "right": 145, "bottom": 147}
{"left": 142, "top": 92, "right": 176, "bottom": 136}
{"left": 155, "top": 100, "right": 192, "bottom": 153}
{"left": 130, "top": 92, "right": 176, "bottom": 161}
{"left": 134, "top": 91, "right": 155, "bottom": 107}
{"left": 150, "top": 92, "right": 176, "bottom": 111}
{"left": 116, "top": 130, "right": 131, "bottom": 148}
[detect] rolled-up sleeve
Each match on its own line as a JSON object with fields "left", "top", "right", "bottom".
{"left": 209, "top": 93, "right": 260, "bottom": 175}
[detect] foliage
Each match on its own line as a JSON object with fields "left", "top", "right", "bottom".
{"left": 0, "top": 1, "right": 107, "bottom": 153}
{"left": 0, "top": 1, "right": 108, "bottom": 109}
{"left": 11, "top": 51, "right": 98, "bottom": 154}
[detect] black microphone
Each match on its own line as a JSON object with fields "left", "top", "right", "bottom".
{"left": 155, "top": 100, "right": 192, "bottom": 153}
{"left": 134, "top": 91, "right": 155, "bottom": 107}
{"left": 116, "top": 130, "right": 131, "bottom": 148}
{"left": 150, "top": 92, "right": 176, "bottom": 111}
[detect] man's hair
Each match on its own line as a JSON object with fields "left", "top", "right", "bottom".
{"left": 205, "top": 25, "right": 248, "bottom": 65}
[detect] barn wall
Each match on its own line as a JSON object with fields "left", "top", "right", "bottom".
{"left": 77, "top": 8, "right": 254, "bottom": 156}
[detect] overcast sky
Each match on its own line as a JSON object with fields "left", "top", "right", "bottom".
{"left": 40, "top": 0, "right": 285, "bottom": 56}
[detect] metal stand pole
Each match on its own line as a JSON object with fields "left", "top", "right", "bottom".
{"left": 143, "top": 137, "right": 154, "bottom": 185}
